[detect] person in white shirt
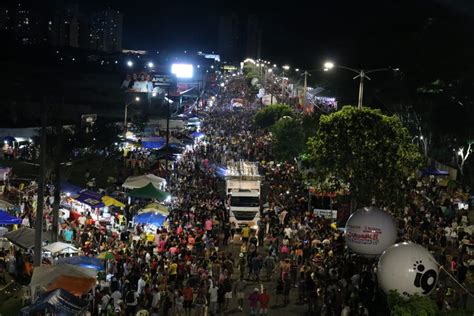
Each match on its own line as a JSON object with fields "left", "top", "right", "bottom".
{"left": 137, "top": 276, "right": 146, "bottom": 296}
{"left": 208, "top": 284, "right": 219, "bottom": 315}
{"left": 110, "top": 289, "right": 122, "bottom": 306}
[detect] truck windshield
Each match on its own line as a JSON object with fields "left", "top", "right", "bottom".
{"left": 231, "top": 196, "right": 259, "bottom": 207}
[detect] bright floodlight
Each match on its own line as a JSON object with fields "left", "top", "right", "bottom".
{"left": 148, "top": 62, "right": 154, "bottom": 68}
{"left": 282, "top": 65, "right": 290, "bottom": 70}
{"left": 324, "top": 61, "right": 334, "bottom": 69}
{"left": 135, "top": 97, "right": 140, "bottom": 101}
{"left": 295, "top": 68, "right": 299, "bottom": 72}
{"left": 127, "top": 60, "right": 133, "bottom": 67}
{"left": 171, "top": 63, "right": 193, "bottom": 78}
{"left": 268, "top": 69, "right": 272, "bottom": 73}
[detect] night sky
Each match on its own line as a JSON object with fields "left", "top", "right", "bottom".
{"left": 70, "top": 0, "right": 474, "bottom": 69}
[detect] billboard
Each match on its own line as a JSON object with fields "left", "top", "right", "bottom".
{"left": 171, "top": 64, "right": 193, "bottom": 79}
{"left": 120, "top": 72, "right": 174, "bottom": 94}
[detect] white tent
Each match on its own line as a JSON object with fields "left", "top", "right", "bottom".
{"left": 122, "top": 174, "right": 166, "bottom": 190}
{"left": 43, "top": 242, "right": 79, "bottom": 255}
{"left": 30, "top": 264, "right": 97, "bottom": 300}
{"left": 0, "top": 199, "right": 14, "bottom": 210}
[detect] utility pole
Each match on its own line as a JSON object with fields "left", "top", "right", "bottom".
{"left": 302, "top": 71, "right": 309, "bottom": 110}
{"left": 357, "top": 70, "right": 366, "bottom": 109}
{"left": 34, "top": 102, "right": 47, "bottom": 267}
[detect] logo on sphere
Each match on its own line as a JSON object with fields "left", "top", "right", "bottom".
{"left": 413, "top": 260, "right": 437, "bottom": 294}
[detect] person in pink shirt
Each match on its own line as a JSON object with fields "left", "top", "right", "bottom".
{"left": 205, "top": 218, "right": 213, "bottom": 233}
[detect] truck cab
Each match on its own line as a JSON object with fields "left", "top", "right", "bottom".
{"left": 225, "top": 161, "right": 261, "bottom": 230}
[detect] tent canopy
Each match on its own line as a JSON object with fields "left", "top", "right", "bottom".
{"left": 0, "top": 199, "right": 14, "bottom": 210}
{"left": 21, "top": 288, "right": 89, "bottom": 315}
{"left": 43, "top": 242, "right": 78, "bottom": 255}
{"left": 47, "top": 275, "right": 96, "bottom": 296}
{"left": 102, "top": 196, "right": 125, "bottom": 208}
{"left": 140, "top": 203, "right": 169, "bottom": 216}
{"left": 134, "top": 212, "right": 166, "bottom": 227}
{"left": 191, "top": 131, "right": 205, "bottom": 138}
{"left": 57, "top": 256, "right": 104, "bottom": 271}
{"left": 4, "top": 227, "right": 49, "bottom": 249}
{"left": 122, "top": 174, "right": 166, "bottom": 190}
{"left": 30, "top": 264, "right": 97, "bottom": 291}
{"left": 421, "top": 167, "right": 449, "bottom": 176}
{"left": 0, "top": 209, "right": 21, "bottom": 225}
{"left": 128, "top": 183, "right": 170, "bottom": 201}
{"left": 70, "top": 190, "right": 105, "bottom": 208}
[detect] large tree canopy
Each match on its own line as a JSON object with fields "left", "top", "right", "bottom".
{"left": 271, "top": 116, "right": 305, "bottom": 161}
{"left": 254, "top": 104, "right": 293, "bottom": 129}
{"left": 307, "top": 106, "right": 422, "bottom": 206}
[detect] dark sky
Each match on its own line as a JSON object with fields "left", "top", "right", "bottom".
{"left": 74, "top": 0, "right": 474, "bottom": 69}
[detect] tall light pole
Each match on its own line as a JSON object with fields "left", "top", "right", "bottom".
{"left": 324, "top": 61, "right": 398, "bottom": 109}
{"left": 123, "top": 96, "right": 140, "bottom": 138}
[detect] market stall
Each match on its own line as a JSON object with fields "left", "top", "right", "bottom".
{"left": 128, "top": 183, "right": 170, "bottom": 201}
{"left": 122, "top": 174, "right": 166, "bottom": 190}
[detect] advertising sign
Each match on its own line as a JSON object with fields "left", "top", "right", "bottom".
{"left": 313, "top": 209, "right": 337, "bottom": 219}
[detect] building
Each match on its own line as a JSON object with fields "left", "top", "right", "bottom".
{"left": 49, "top": 4, "right": 80, "bottom": 48}
{"left": 10, "top": 1, "right": 48, "bottom": 45}
{"left": 86, "top": 9, "right": 123, "bottom": 52}
{"left": 246, "top": 14, "right": 262, "bottom": 60}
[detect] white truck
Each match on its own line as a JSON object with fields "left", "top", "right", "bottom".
{"left": 225, "top": 160, "right": 261, "bottom": 230}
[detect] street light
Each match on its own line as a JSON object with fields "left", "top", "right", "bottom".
{"left": 148, "top": 62, "right": 154, "bottom": 68}
{"left": 127, "top": 60, "right": 133, "bottom": 67}
{"left": 323, "top": 60, "right": 398, "bottom": 109}
{"left": 282, "top": 65, "right": 290, "bottom": 71}
{"left": 123, "top": 97, "right": 140, "bottom": 137}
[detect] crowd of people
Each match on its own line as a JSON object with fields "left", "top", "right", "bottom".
{"left": 0, "top": 73, "right": 473, "bottom": 316}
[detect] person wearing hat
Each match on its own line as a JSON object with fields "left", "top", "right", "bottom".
{"left": 248, "top": 287, "right": 260, "bottom": 315}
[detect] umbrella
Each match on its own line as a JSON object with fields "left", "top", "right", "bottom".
{"left": 0, "top": 226, "right": 8, "bottom": 236}
{"left": 128, "top": 183, "right": 170, "bottom": 201}
{"left": 0, "top": 237, "right": 12, "bottom": 249}
{"left": 140, "top": 203, "right": 169, "bottom": 216}
{"left": 97, "top": 251, "right": 115, "bottom": 260}
{"left": 134, "top": 212, "right": 167, "bottom": 227}
{"left": 57, "top": 256, "right": 104, "bottom": 271}
{"left": 101, "top": 196, "right": 125, "bottom": 208}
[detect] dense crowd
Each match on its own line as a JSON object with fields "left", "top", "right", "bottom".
{"left": 0, "top": 74, "right": 473, "bottom": 316}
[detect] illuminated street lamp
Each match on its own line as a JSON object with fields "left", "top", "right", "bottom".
{"left": 324, "top": 60, "right": 398, "bottom": 109}
{"left": 127, "top": 60, "right": 133, "bottom": 67}
{"left": 282, "top": 65, "right": 290, "bottom": 71}
{"left": 123, "top": 97, "right": 140, "bottom": 137}
{"left": 148, "top": 62, "right": 154, "bottom": 68}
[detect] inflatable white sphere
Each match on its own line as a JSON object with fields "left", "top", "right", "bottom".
{"left": 377, "top": 242, "right": 439, "bottom": 296}
{"left": 344, "top": 207, "right": 397, "bottom": 256}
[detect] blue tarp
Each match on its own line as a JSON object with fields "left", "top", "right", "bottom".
{"left": 70, "top": 190, "right": 105, "bottom": 208}
{"left": 421, "top": 167, "right": 449, "bottom": 176}
{"left": 191, "top": 131, "right": 205, "bottom": 138}
{"left": 57, "top": 256, "right": 104, "bottom": 271}
{"left": 60, "top": 181, "right": 83, "bottom": 195}
{"left": 0, "top": 209, "right": 21, "bottom": 225}
{"left": 21, "top": 288, "right": 89, "bottom": 315}
{"left": 142, "top": 140, "right": 166, "bottom": 149}
{"left": 134, "top": 212, "right": 166, "bottom": 227}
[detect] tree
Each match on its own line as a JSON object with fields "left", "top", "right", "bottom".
{"left": 271, "top": 116, "right": 305, "bottom": 161}
{"left": 387, "top": 291, "right": 438, "bottom": 316}
{"left": 254, "top": 104, "right": 293, "bottom": 129}
{"left": 456, "top": 141, "right": 473, "bottom": 177}
{"left": 307, "top": 106, "right": 422, "bottom": 207}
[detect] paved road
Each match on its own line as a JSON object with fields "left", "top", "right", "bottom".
{"left": 219, "top": 235, "right": 309, "bottom": 316}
